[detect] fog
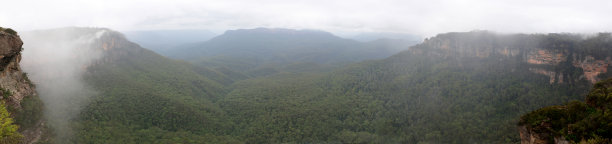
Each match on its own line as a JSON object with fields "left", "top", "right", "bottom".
{"left": 19, "top": 28, "right": 107, "bottom": 142}
{"left": 1, "top": 0, "right": 611, "bottom": 37}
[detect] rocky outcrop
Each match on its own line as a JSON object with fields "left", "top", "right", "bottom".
{"left": 0, "top": 31, "right": 36, "bottom": 108}
{"left": 0, "top": 30, "right": 42, "bottom": 144}
{"left": 518, "top": 125, "right": 550, "bottom": 144}
{"left": 572, "top": 56, "right": 611, "bottom": 83}
{"left": 518, "top": 124, "right": 571, "bottom": 144}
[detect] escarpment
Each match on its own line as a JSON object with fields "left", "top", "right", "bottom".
{"left": 413, "top": 31, "right": 612, "bottom": 84}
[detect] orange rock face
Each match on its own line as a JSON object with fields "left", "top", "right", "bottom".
{"left": 573, "top": 56, "right": 611, "bottom": 83}
{"left": 527, "top": 50, "right": 566, "bottom": 65}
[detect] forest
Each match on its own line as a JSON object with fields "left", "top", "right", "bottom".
{"left": 23, "top": 30, "right": 607, "bottom": 143}
{"left": 2, "top": 0, "right": 612, "bottom": 143}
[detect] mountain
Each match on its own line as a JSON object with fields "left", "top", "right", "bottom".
{"left": 0, "top": 27, "right": 43, "bottom": 143}
{"left": 20, "top": 27, "right": 240, "bottom": 143}
{"left": 167, "top": 28, "right": 418, "bottom": 76}
{"left": 122, "top": 29, "right": 217, "bottom": 55}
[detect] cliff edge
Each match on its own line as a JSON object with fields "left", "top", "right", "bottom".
{"left": 0, "top": 29, "right": 35, "bottom": 107}
{"left": 0, "top": 28, "right": 44, "bottom": 144}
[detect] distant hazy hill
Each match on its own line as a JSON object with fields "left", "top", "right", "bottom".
{"left": 122, "top": 29, "right": 217, "bottom": 54}
{"left": 167, "top": 28, "right": 418, "bottom": 75}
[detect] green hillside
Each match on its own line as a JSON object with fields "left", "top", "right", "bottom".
{"left": 19, "top": 28, "right": 612, "bottom": 143}
{"left": 519, "top": 78, "right": 612, "bottom": 143}
{"left": 62, "top": 30, "right": 239, "bottom": 143}
{"left": 215, "top": 31, "right": 610, "bottom": 143}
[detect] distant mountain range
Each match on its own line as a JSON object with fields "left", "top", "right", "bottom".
{"left": 167, "top": 28, "right": 419, "bottom": 75}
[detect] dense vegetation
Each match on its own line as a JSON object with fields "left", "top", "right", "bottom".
{"left": 73, "top": 36, "right": 242, "bottom": 143}
{"left": 0, "top": 27, "right": 18, "bottom": 35}
{"left": 20, "top": 29, "right": 612, "bottom": 143}
{"left": 216, "top": 49, "right": 590, "bottom": 143}
{"left": 519, "top": 78, "right": 612, "bottom": 143}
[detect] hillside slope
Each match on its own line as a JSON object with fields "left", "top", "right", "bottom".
{"left": 21, "top": 28, "right": 240, "bottom": 143}
{"left": 216, "top": 31, "right": 611, "bottom": 143}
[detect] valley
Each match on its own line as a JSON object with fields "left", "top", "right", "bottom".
{"left": 2, "top": 27, "right": 609, "bottom": 143}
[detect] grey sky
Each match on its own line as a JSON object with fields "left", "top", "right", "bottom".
{"left": 1, "top": 0, "right": 611, "bottom": 36}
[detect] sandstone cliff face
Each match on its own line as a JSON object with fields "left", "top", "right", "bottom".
{"left": 415, "top": 32, "right": 612, "bottom": 84}
{"left": 0, "top": 31, "right": 36, "bottom": 108}
{"left": 572, "top": 56, "right": 611, "bottom": 83}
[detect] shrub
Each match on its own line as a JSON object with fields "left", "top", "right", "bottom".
{"left": 0, "top": 88, "right": 12, "bottom": 100}
{"left": 0, "top": 102, "right": 23, "bottom": 143}
{"left": 3, "top": 28, "right": 17, "bottom": 35}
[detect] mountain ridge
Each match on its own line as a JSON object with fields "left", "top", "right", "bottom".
{"left": 168, "top": 27, "right": 418, "bottom": 76}
{"left": 412, "top": 31, "right": 612, "bottom": 84}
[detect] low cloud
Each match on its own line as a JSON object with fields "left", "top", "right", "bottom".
{"left": 1, "top": 0, "right": 611, "bottom": 37}
{"left": 20, "top": 28, "right": 106, "bottom": 142}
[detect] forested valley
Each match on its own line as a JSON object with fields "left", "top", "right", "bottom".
{"left": 5, "top": 28, "right": 611, "bottom": 143}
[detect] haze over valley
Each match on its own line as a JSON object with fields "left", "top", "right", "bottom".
{"left": 0, "top": 0, "right": 611, "bottom": 144}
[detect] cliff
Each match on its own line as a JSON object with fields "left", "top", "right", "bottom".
{"left": 0, "top": 29, "right": 43, "bottom": 144}
{"left": 0, "top": 31, "right": 35, "bottom": 107}
{"left": 413, "top": 31, "right": 612, "bottom": 84}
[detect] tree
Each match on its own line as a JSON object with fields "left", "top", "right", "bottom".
{"left": 0, "top": 102, "right": 23, "bottom": 144}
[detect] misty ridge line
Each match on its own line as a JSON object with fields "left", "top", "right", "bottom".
{"left": 19, "top": 28, "right": 108, "bottom": 142}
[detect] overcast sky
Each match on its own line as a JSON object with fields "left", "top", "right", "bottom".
{"left": 1, "top": 0, "right": 611, "bottom": 37}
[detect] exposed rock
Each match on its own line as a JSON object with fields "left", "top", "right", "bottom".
{"left": 0, "top": 30, "right": 42, "bottom": 144}
{"left": 519, "top": 123, "right": 571, "bottom": 144}
{"left": 0, "top": 31, "right": 22, "bottom": 59}
{"left": 572, "top": 56, "right": 611, "bottom": 83}
{"left": 415, "top": 32, "right": 612, "bottom": 84}
{"left": 526, "top": 49, "right": 566, "bottom": 65}
{"left": 519, "top": 125, "right": 550, "bottom": 144}
{"left": 0, "top": 31, "right": 36, "bottom": 108}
